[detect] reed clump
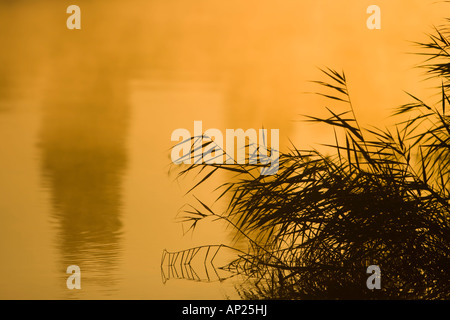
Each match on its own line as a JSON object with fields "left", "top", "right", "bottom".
{"left": 173, "top": 23, "right": 450, "bottom": 299}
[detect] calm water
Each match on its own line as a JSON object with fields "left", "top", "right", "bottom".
{"left": 0, "top": 0, "right": 445, "bottom": 299}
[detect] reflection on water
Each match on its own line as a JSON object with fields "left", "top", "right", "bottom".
{"left": 40, "top": 60, "right": 129, "bottom": 295}
{"left": 36, "top": 1, "right": 136, "bottom": 297}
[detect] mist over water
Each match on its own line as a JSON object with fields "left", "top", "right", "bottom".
{"left": 0, "top": 0, "right": 446, "bottom": 299}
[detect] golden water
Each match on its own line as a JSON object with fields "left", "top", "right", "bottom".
{"left": 0, "top": 0, "right": 446, "bottom": 299}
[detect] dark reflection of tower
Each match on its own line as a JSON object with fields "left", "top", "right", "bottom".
{"left": 39, "top": 30, "right": 130, "bottom": 297}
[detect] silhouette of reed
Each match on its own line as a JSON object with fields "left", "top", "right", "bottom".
{"left": 167, "top": 23, "right": 450, "bottom": 299}
{"left": 160, "top": 245, "right": 241, "bottom": 284}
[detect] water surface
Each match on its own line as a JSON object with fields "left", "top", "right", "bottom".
{"left": 0, "top": 0, "right": 446, "bottom": 299}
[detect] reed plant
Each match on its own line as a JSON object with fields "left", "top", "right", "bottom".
{"left": 171, "top": 23, "right": 450, "bottom": 299}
